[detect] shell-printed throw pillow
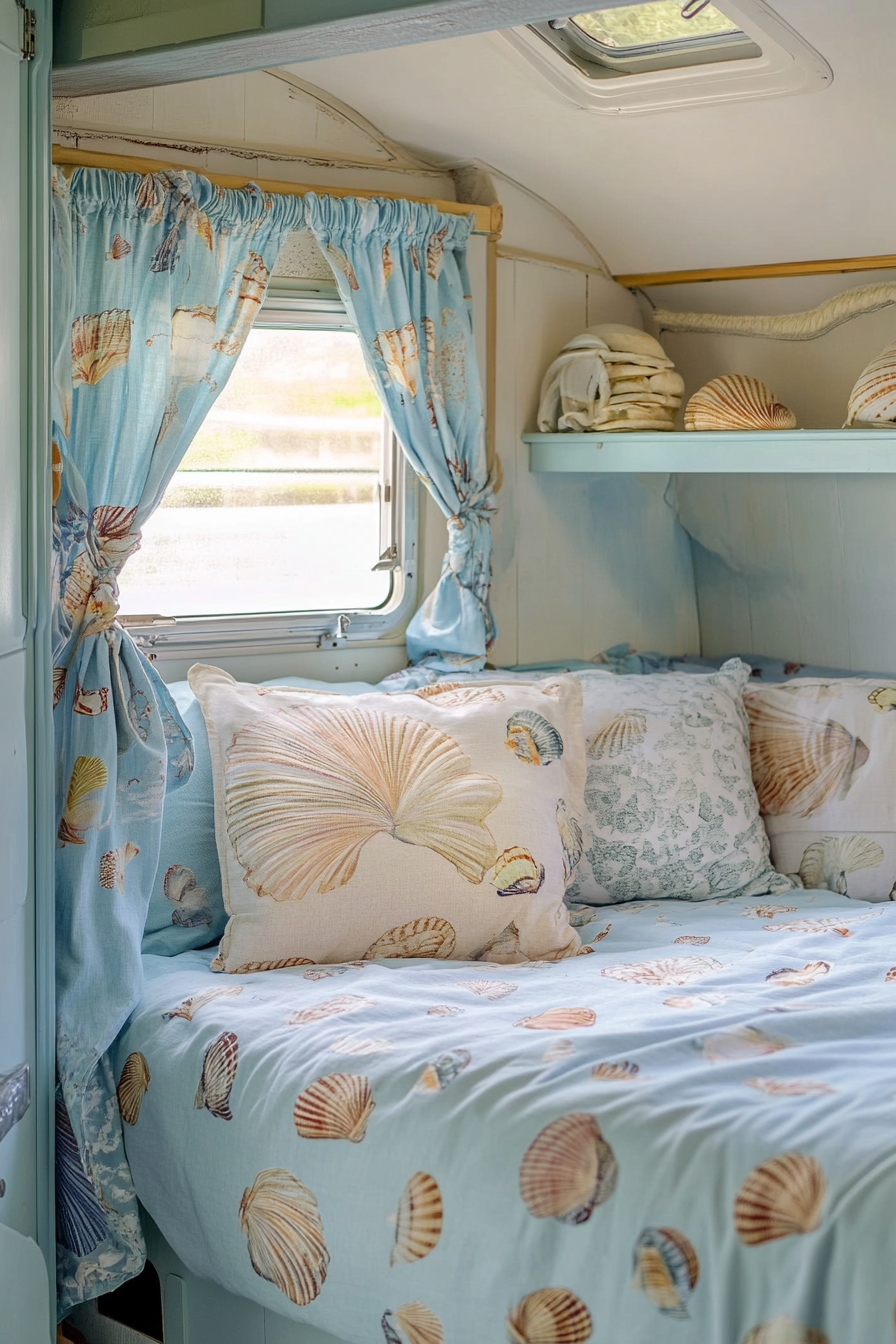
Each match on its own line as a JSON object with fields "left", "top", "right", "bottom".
{"left": 188, "top": 665, "right": 586, "bottom": 969}
{"left": 569, "top": 660, "right": 791, "bottom": 905}
{"left": 745, "top": 677, "right": 896, "bottom": 900}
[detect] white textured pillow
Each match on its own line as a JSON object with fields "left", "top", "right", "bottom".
{"left": 188, "top": 666, "right": 586, "bottom": 970}
{"left": 569, "top": 660, "right": 791, "bottom": 904}
{"left": 745, "top": 676, "right": 896, "bottom": 900}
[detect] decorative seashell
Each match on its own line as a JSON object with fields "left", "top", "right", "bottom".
{"left": 58, "top": 754, "right": 108, "bottom": 845}
{"left": 556, "top": 799, "right": 584, "bottom": 885}
{"left": 135, "top": 173, "right": 161, "bottom": 211}
{"left": 632, "top": 1227, "right": 699, "bottom": 1318}
{"left": 741, "top": 1318, "right": 829, "bottom": 1344}
{"left": 390, "top": 1172, "right": 443, "bottom": 1265}
{"left": 163, "top": 864, "right": 210, "bottom": 926}
{"left": 684, "top": 376, "right": 797, "bottom": 432}
{"left": 194, "top": 1030, "right": 239, "bottom": 1120}
{"left": 239, "top": 1168, "right": 329, "bottom": 1305}
{"left": 214, "top": 252, "right": 269, "bottom": 356}
{"left": 426, "top": 226, "right": 448, "bottom": 280}
{"left": 426, "top": 1005, "right": 463, "bottom": 1017}
{"left": 507, "top": 1288, "right": 592, "bottom": 1344}
{"left": 665, "top": 992, "right": 729, "bottom": 1009}
{"left": 325, "top": 244, "right": 361, "bottom": 292}
{"left": 602, "top": 956, "right": 723, "bottom": 986}
{"left": 591, "top": 923, "right": 612, "bottom": 943}
{"left": 229, "top": 957, "right": 316, "bottom": 973}
{"left": 71, "top": 309, "right": 132, "bottom": 386}
{"left": 868, "top": 684, "right": 896, "bottom": 712}
{"left": 587, "top": 710, "right": 647, "bottom": 758}
{"left": 293, "top": 1073, "right": 375, "bottom": 1142}
{"left": 766, "top": 961, "right": 831, "bottom": 987}
{"left": 472, "top": 920, "right": 521, "bottom": 962}
{"left": 734, "top": 1153, "right": 825, "bottom": 1244}
{"left": 491, "top": 847, "right": 545, "bottom": 897}
{"left": 505, "top": 711, "right": 563, "bottom": 765}
{"left": 375, "top": 321, "right": 419, "bottom": 394}
{"left": 363, "top": 917, "right": 457, "bottom": 960}
{"left": 673, "top": 935, "right": 710, "bottom": 946}
{"left": 592, "top": 1061, "right": 639, "bottom": 1081}
{"left": 515, "top": 1007, "right": 596, "bottom": 1031}
{"left": 845, "top": 338, "right": 896, "bottom": 427}
{"left": 224, "top": 705, "right": 502, "bottom": 897}
{"left": 99, "top": 841, "right": 139, "bottom": 893}
{"left": 105, "top": 233, "right": 132, "bottom": 261}
{"left": 765, "top": 911, "right": 880, "bottom": 935}
{"left": 288, "top": 995, "right": 375, "bottom": 1026}
{"left": 329, "top": 1034, "right": 394, "bottom": 1055}
{"left": 743, "top": 1078, "right": 836, "bottom": 1097}
{"left": 415, "top": 683, "right": 506, "bottom": 707}
{"left": 568, "top": 907, "right": 596, "bottom": 929}
{"left": 52, "top": 666, "right": 66, "bottom": 707}
{"left": 117, "top": 1052, "right": 150, "bottom": 1125}
{"left": 382, "top": 1302, "right": 444, "bottom": 1344}
{"left": 456, "top": 979, "right": 517, "bottom": 999}
{"left": 163, "top": 986, "right": 243, "bottom": 1021}
{"left": 51, "top": 439, "right": 63, "bottom": 506}
{"left": 519, "top": 1113, "right": 617, "bottom": 1223}
{"left": 413, "top": 1049, "right": 471, "bottom": 1093}
{"left": 797, "top": 834, "right": 883, "bottom": 893}
{"left": 743, "top": 905, "right": 798, "bottom": 919}
{"left": 886, "top": 966, "right": 896, "bottom": 982}
{"left": 303, "top": 964, "right": 359, "bottom": 980}
{"left": 169, "top": 304, "right": 217, "bottom": 384}
{"left": 744, "top": 697, "right": 869, "bottom": 817}
{"left": 73, "top": 680, "right": 109, "bottom": 716}
{"left": 543, "top": 1039, "right": 576, "bottom": 1063}
{"left": 55, "top": 1095, "right": 109, "bottom": 1257}
{"left": 698, "top": 1026, "right": 790, "bottom": 1064}
{"left": 381, "top": 243, "right": 394, "bottom": 286}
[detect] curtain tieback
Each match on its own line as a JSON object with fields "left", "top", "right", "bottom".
{"left": 60, "top": 506, "right": 142, "bottom": 643}
{"left": 446, "top": 493, "right": 495, "bottom": 575}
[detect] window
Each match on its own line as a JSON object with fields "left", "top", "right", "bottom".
{"left": 118, "top": 289, "right": 416, "bottom": 653}
{"left": 501, "top": 0, "right": 831, "bottom": 115}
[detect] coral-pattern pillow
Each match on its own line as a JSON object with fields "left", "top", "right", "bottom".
{"left": 188, "top": 666, "right": 586, "bottom": 970}
{"left": 745, "top": 677, "right": 896, "bottom": 900}
{"left": 569, "top": 660, "right": 791, "bottom": 904}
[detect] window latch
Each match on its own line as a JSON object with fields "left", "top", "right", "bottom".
{"left": 319, "top": 614, "right": 352, "bottom": 647}
{"left": 372, "top": 544, "right": 400, "bottom": 572}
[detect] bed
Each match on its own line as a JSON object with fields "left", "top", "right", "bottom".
{"left": 114, "top": 888, "right": 896, "bottom": 1344}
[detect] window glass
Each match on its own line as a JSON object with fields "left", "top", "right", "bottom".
{"left": 119, "top": 326, "right": 392, "bottom": 620}
{"left": 571, "top": 2, "right": 739, "bottom": 49}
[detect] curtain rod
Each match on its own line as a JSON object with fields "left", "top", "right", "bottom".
{"left": 614, "top": 254, "right": 896, "bottom": 287}
{"left": 50, "top": 146, "right": 503, "bottom": 238}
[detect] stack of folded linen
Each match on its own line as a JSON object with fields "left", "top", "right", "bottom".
{"left": 537, "top": 323, "right": 685, "bottom": 433}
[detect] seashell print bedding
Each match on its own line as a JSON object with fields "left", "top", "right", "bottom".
{"left": 119, "top": 889, "right": 896, "bottom": 1343}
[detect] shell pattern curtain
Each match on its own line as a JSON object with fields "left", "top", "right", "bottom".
{"left": 51, "top": 166, "right": 304, "bottom": 1314}
{"left": 303, "top": 194, "right": 496, "bottom": 671}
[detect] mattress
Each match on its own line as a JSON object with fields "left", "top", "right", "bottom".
{"left": 114, "top": 891, "right": 896, "bottom": 1344}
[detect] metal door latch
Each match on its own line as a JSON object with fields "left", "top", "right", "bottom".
{"left": 0, "top": 1064, "right": 29, "bottom": 1144}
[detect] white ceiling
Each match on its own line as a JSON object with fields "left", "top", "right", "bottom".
{"left": 290, "top": 0, "right": 896, "bottom": 272}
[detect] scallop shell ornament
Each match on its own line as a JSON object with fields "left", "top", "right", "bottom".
{"left": 363, "top": 917, "right": 457, "bottom": 960}
{"left": 117, "top": 1052, "right": 150, "bottom": 1125}
{"left": 845, "top": 339, "right": 896, "bottom": 427}
{"left": 797, "top": 834, "right": 883, "bottom": 893}
{"left": 632, "top": 1227, "right": 699, "bottom": 1318}
{"left": 287, "top": 994, "right": 375, "bottom": 1026}
{"left": 413, "top": 1049, "right": 471, "bottom": 1093}
{"left": 741, "top": 1318, "right": 829, "bottom": 1344}
{"left": 734, "top": 1153, "right": 826, "bottom": 1245}
{"left": 592, "top": 1061, "right": 639, "bottom": 1081}
{"left": 587, "top": 710, "right": 648, "bottom": 758}
{"left": 601, "top": 956, "right": 723, "bottom": 986}
{"left": 223, "top": 705, "right": 502, "bottom": 897}
{"left": 71, "top": 309, "right": 132, "bottom": 387}
{"left": 505, "top": 711, "right": 564, "bottom": 765}
{"left": 684, "top": 376, "right": 797, "bottom": 431}
{"left": 390, "top": 1172, "right": 443, "bottom": 1265}
{"left": 515, "top": 1007, "right": 596, "bottom": 1031}
{"left": 239, "top": 1168, "right": 329, "bottom": 1306}
{"left": 194, "top": 1030, "right": 239, "bottom": 1120}
{"left": 293, "top": 1073, "right": 375, "bottom": 1142}
{"left": 491, "top": 847, "right": 545, "bottom": 897}
{"left": 382, "top": 1303, "right": 444, "bottom": 1344}
{"left": 698, "top": 1025, "right": 790, "bottom": 1065}
{"left": 58, "top": 754, "right": 108, "bottom": 845}
{"left": 457, "top": 978, "right": 518, "bottom": 1000}
{"left": 519, "top": 1113, "right": 618, "bottom": 1223}
{"left": 745, "top": 698, "right": 869, "bottom": 817}
{"left": 507, "top": 1288, "right": 592, "bottom": 1344}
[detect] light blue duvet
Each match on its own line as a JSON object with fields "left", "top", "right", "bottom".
{"left": 113, "top": 890, "right": 896, "bottom": 1344}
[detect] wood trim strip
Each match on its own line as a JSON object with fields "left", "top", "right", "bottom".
{"left": 496, "top": 243, "right": 609, "bottom": 277}
{"left": 50, "top": 145, "right": 504, "bottom": 236}
{"left": 614, "top": 254, "right": 896, "bottom": 287}
{"left": 485, "top": 233, "right": 500, "bottom": 491}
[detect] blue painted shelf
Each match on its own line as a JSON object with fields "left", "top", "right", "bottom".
{"left": 524, "top": 430, "right": 896, "bottom": 474}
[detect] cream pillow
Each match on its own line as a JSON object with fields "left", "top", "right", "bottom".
{"left": 569, "top": 660, "right": 792, "bottom": 904}
{"left": 188, "top": 666, "right": 585, "bottom": 970}
{"left": 745, "top": 677, "right": 896, "bottom": 900}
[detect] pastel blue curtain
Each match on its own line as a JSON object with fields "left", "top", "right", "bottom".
{"left": 303, "top": 194, "right": 496, "bottom": 671}
{"left": 51, "top": 166, "right": 304, "bottom": 1313}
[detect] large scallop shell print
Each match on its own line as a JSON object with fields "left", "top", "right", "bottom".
{"left": 293, "top": 1073, "right": 375, "bottom": 1142}
{"left": 288, "top": 994, "right": 375, "bottom": 1026}
{"left": 602, "top": 956, "right": 723, "bottom": 987}
{"left": 223, "top": 705, "right": 502, "bottom": 897}
{"left": 734, "top": 1153, "right": 825, "bottom": 1245}
{"left": 507, "top": 1287, "right": 592, "bottom": 1344}
{"left": 745, "top": 697, "right": 869, "bottom": 817}
{"left": 390, "top": 1172, "right": 443, "bottom": 1265}
{"left": 505, "top": 711, "right": 564, "bottom": 765}
{"left": 71, "top": 309, "right": 132, "bottom": 387}
{"left": 519, "top": 1113, "right": 617, "bottom": 1223}
{"left": 632, "top": 1227, "right": 699, "bottom": 1318}
{"left": 239, "top": 1168, "right": 329, "bottom": 1305}
{"left": 194, "top": 1031, "right": 239, "bottom": 1120}
{"left": 741, "top": 1318, "right": 829, "bottom": 1344}
{"left": 382, "top": 1302, "right": 444, "bottom": 1344}
{"left": 587, "top": 710, "right": 647, "bottom": 758}
{"left": 117, "top": 1052, "right": 150, "bottom": 1125}
{"left": 363, "top": 917, "right": 456, "bottom": 960}
{"left": 515, "top": 1007, "right": 596, "bottom": 1031}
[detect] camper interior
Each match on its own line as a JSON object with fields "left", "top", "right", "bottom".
{"left": 5, "top": 3, "right": 896, "bottom": 1342}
